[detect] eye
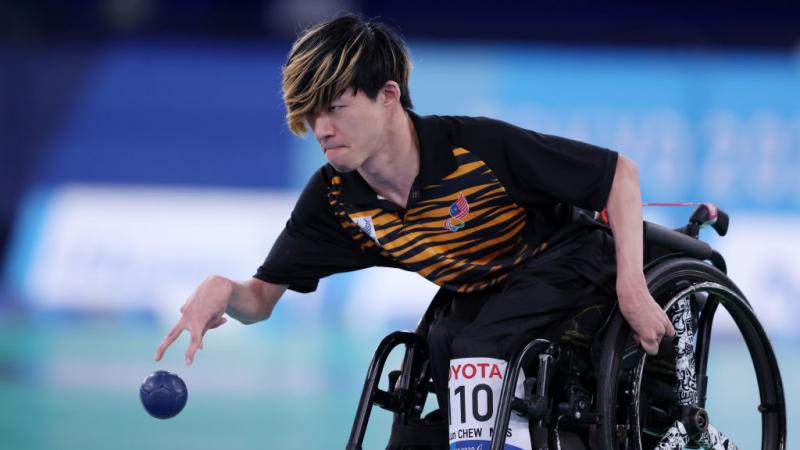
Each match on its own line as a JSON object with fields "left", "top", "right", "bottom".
{"left": 328, "top": 104, "right": 344, "bottom": 112}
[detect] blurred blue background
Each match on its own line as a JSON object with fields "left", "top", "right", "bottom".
{"left": 1, "top": 1, "right": 798, "bottom": 449}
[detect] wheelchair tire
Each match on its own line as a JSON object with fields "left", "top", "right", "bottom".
{"left": 594, "top": 257, "right": 786, "bottom": 450}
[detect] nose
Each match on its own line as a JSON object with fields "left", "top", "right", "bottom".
{"left": 311, "top": 112, "right": 335, "bottom": 143}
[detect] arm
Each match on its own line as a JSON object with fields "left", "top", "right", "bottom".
{"left": 226, "top": 277, "right": 287, "bottom": 324}
{"left": 605, "top": 155, "right": 675, "bottom": 355}
{"left": 461, "top": 120, "right": 671, "bottom": 350}
{"left": 154, "top": 275, "right": 287, "bottom": 365}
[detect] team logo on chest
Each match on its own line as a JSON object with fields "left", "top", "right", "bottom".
{"left": 443, "top": 192, "right": 470, "bottom": 232}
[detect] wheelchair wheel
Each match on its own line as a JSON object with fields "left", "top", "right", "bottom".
{"left": 595, "top": 257, "right": 786, "bottom": 450}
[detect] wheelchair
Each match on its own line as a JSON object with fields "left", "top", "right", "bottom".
{"left": 345, "top": 204, "right": 786, "bottom": 450}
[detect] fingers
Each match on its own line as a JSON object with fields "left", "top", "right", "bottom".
{"left": 634, "top": 330, "right": 660, "bottom": 355}
{"left": 640, "top": 336, "right": 660, "bottom": 355}
{"left": 664, "top": 316, "right": 676, "bottom": 337}
{"left": 185, "top": 325, "right": 204, "bottom": 366}
{"left": 633, "top": 334, "right": 658, "bottom": 355}
{"left": 156, "top": 292, "right": 228, "bottom": 365}
{"left": 154, "top": 322, "right": 184, "bottom": 361}
{"left": 638, "top": 319, "right": 674, "bottom": 355}
{"left": 185, "top": 315, "right": 227, "bottom": 365}
{"left": 634, "top": 321, "right": 668, "bottom": 356}
{"left": 625, "top": 294, "right": 680, "bottom": 355}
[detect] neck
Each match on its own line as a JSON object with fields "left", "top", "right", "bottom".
{"left": 358, "top": 110, "right": 419, "bottom": 207}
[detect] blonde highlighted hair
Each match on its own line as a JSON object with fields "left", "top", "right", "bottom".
{"left": 282, "top": 14, "right": 413, "bottom": 135}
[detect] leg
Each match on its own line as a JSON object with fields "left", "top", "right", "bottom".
{"left": 452, "top": 273, "right": 611, "bottom": 361}
{"left": 447, "top": 271, "right": 613, "bottom": 450}
{"left": 427, "top": 291, "right": 492, "bottom": 414}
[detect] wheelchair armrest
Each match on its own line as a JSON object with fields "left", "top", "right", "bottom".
{"left": 643, "top": 221, "right": 713, "bottom": 261}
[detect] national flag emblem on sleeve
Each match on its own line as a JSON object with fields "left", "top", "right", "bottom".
{"left": 444, "top": 193, "right": 470, "bottom": 231}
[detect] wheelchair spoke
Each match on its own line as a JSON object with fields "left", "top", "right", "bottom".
{"left": 697, "top": 423, "right": 740, "bottom": 450}
{"left": 654, "top": 420, "right": 690, "bottom": 450}
{"left": 670, "top": 295, "right": 698, "bottom": 406}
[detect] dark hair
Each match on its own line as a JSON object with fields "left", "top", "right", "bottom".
{"left": 282, "top": 14, "right": 413, "bottom": 134}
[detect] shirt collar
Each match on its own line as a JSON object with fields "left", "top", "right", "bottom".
{"left": 336, "top": 110, "right": 458, "bottom": 205}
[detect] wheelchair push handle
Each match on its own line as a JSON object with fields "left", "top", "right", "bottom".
{"left": 687, "top": 203, "right": 729, "bottom": 237}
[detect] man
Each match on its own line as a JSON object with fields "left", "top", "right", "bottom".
{"left": 154, "top": 14, "right": 674, "bottom": 449}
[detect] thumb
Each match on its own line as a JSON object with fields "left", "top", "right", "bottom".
{"left": 202, "top": 316, "right": 227, "bottom": 337}
{"left": 209, "top": 316, "right": 227, "bottom": 329}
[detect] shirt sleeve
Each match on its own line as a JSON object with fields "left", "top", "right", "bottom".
{"left": 457, "top": 117, "right": 619, "bottom": 211}
{"left": 254, "top": 169, "right": 391, "bottom": 293}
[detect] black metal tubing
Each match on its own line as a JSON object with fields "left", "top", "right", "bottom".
{"left": 346, "top": 331, "right": 426, "bottom": 450}
{"left": 694, "top": 296, "right": 720, "bottom": 408}
{"left": 391, "top": 341, "right": 428, "bottom": 424}
{"left": 490, "top": 339, "right": 554, "bottom": 450}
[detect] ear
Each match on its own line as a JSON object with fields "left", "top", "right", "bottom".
{"left": 380, "top": 81, "right": 402, "bottom": 107}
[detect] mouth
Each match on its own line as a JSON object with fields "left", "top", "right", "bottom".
{"left": 324, "top": 145, "right": 346, "bottom": 153}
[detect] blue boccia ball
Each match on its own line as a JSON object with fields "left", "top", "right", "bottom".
{"left": 140, "top": 370, "right": 188, "bottom": 419}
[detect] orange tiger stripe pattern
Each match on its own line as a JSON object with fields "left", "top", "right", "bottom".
{"left": 327, "top": 147, "right": 532, "bottom": 293}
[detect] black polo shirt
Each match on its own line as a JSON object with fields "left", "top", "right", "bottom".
{"left": 255, "top": 112, "right": 618, "bottom": 293}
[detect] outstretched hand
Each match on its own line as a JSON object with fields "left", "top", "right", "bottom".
{"left": 154, "top": 276, "right": 232, "bottom": 365}
{"left": 617, "top": 283, "right": 675, "bottom": 355}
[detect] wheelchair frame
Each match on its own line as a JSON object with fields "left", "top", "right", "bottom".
{"left": 346, "top": 205, "right": 787, "bottom": 450}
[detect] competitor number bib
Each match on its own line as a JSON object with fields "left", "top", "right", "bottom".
{"left": 448, "top": 357, "right": 532, "bottom": 450}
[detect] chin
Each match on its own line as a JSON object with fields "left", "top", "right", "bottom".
{"left": 326, "top": 152, "right": 360, "bottom": 173}
{"left": 327, "top": 159, "right": 358, "bottom": 173}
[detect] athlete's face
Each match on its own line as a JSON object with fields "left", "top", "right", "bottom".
{"left": 308, "top": 88, "right": 389, "bottom": 173}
